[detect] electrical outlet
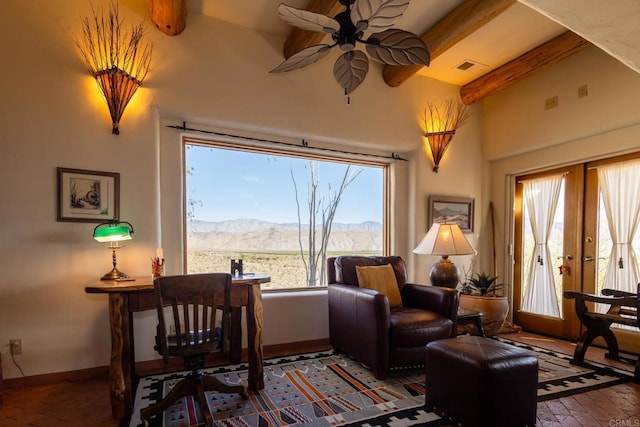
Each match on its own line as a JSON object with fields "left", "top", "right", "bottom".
{"left": 545, "top": 96, "right": 558, "bottom": 110}
{"left": 578, "top": 84, "right": 588, "bottom": 98}
{"left": 10, "top": 338, "right": 22, "bottom": 355}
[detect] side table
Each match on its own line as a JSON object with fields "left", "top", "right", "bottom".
{"left": 457, "top": 308, "right": 486, "bottom": 337}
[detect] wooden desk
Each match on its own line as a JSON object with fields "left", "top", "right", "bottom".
{"left": 85, "top": 274, "right": 269, "bottom": 420}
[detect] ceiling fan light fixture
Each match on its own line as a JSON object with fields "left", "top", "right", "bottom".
{"left": 271, "top": 0, "right": 429, "bottom": 96}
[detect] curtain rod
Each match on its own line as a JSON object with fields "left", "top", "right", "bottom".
{"left": 166, "top": 122, "right": 408, "bottom": 162}
{"left": 516, "top": 171, "right": 571, "bottom": 184}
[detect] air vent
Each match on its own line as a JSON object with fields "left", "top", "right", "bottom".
{"left": 454, "top": 59, "right": 488, "bottom": 72}
{"left": 456, "top": 61, "right": 476, "bottom": 71}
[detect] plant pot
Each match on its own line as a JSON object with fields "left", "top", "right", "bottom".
{"left": 459, "top": 294, "right": 509, "bottom": 337}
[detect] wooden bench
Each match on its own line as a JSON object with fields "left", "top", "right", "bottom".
{"left": 564, "top": 283, "right": 639, "bottom": 382}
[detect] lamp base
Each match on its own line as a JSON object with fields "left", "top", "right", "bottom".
{"left": 429, "top": 256, "right": 461, "bottom": 288}
{"left": 100, "top": 267, "right": 130, "bottom": 281}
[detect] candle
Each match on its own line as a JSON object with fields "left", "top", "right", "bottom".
{"left": 156, "top": 247, "right": 163, "bottom": 259}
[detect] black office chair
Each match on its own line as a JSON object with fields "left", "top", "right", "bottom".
{"left": 140, "top": 273, "right": 246, "bottom": 426}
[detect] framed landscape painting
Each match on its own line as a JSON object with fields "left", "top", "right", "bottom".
{"left": 57, "top": 167, "right": 119, "bottom": 222}
{"left": 428, "top": 195, "right": 474, "bottom": 233}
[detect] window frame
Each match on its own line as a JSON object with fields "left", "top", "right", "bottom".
{"left": 181, "top": 136, "right": 391, "bottom": 291}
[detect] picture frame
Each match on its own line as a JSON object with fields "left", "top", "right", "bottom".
{"left": 56, "top": 167, "right": 120, "bottom": 223}
{"left": 427, "top": 195, "right": 475, "bottom": 233}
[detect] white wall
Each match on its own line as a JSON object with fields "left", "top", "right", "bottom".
{"left": 0, "top": 0, "right": 485, "bottom": 379}
{"left": 484, "top": 46, "right": 640, "bottom": 302}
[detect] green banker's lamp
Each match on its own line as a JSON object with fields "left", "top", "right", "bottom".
{"left": 93, "top": 221, "right": 134, "bottom": 280}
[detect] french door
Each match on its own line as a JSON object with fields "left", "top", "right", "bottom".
{"left": 583, "top": 154, "right": 640, "bottom": 354}
{"left": 514, "top": 165, "right": 583, "bottom": 338}
{"left": 514, "top": 154, "right": 640, "bottom": 351}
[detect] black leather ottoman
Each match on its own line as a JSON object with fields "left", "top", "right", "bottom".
{"left": 425, "top": 335, "right": 538, "bottom": 427}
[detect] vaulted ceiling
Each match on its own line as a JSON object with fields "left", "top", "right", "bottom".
{"left": 148, "top": 0, "right": 640, "bottom": 104}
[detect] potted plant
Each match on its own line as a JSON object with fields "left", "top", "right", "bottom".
{"left": 459, "top": 272, "right": 509, "bottom": 337}
{"left": 459, "top": 272, "right": 501, "bottom": 296}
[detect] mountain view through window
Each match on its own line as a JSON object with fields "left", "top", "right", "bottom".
{"left": 184, "top": 140, "right": 387, "bottom": 289}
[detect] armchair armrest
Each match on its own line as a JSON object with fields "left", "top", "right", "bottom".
{"left": 328, "top": 283, "right": 390, "bottom": 331}
{"left": 328, "top": 283, "right": 391, "bottom": 372}
{"left": 402, "top": 283, "right": 459, "bottom": 326}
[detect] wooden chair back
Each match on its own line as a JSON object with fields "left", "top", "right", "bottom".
{"left": 153, "top": 273, "right": 232, "bottom": 364}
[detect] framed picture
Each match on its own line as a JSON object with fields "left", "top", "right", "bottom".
{"left": 57, "top": 168, "right": 120, "bottom": 223}
{"left": 428, "top": 195, "right": 475, "bottom": 233}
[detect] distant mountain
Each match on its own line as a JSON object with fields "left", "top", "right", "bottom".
{"left": 434, "top": 207, "right": 465, "bottom": 218}
{"left": 188, "top": 219, "right": 382, "bottom": 233}
{"left": 187, "top": 219, "right": 382, "bottom": 252}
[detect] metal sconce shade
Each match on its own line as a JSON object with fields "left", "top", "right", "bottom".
{"left": 75, "top": 2, "right": 152, "bottom": 135}
{"left": 414, "top": 222, "right": 474, "bottom": 288}
{"left": 422, "top": 100, "right": 471, "bottom": 173}
{"left": 94, "top": 68, "right": 142, "bottom": 135}
{"left": 425, "top": 130, "right": 455, "bottom": 173}
{"left": 93, "top": 221, "right": 134, "bottom": 280}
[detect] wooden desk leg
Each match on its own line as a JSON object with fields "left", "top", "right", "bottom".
{"left": 229, "top": 307, "right": 242, "bottom": 364}
{"left": 108, "top": 293, "right": 133, "bottom": 420}
{"left": 246, "top": 284, "right": 264, "bottom": 390}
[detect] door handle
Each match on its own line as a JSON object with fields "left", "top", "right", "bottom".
{"left": 583, "top": 256, "right": 594, "bottom": 262}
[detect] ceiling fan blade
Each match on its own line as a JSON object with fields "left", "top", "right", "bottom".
{"left": 333, "top": 50, "right": 369, "bottom": 95}
{"left": 270, "top": 44, "right": 333, "bottom": 73}
{"left": 366, "top": 29, "right": 430, "bottom": 66}
{"left": 277, "top": 4, "right": 340, "bottom": 34}
{"left": 351, "top": 0, "right": 409, "bottom": 32}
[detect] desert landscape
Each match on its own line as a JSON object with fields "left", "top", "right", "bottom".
{"left": 186, "top": 219, "right": 382, "bottom": 289}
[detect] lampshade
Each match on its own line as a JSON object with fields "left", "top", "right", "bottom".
{"left": 93, "top": 221, "right": 133, "bottom": 243}
{"left": 413, "top": 223, "right": 474, "bottom": 256}
{"left": 414, "top": 222, "right": 474, "bottom": 288}
{"left": 93, "top": 221, "right": 134, "bottom": 280}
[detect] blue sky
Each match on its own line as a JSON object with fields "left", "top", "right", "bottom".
{"left": 185, "top": 144, "right": 384, "bottom": 224}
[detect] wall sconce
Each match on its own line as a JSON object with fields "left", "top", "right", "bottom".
{"left": 75, "top": 2, "right": 152, "bottom": 135}
{"left": 93, "top": 221, "right": 134, "bottom": 280}
{"left": 423, "top": 99, "right": 471, "bottom": 172}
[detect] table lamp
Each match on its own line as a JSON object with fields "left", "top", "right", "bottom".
{"left": 93, "top": 221, "right": 134, "bottom": 280}
{"left": 413, "top": 222, "right": 474, "bottom": 288}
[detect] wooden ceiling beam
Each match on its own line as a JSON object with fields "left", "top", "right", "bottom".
{"left": 282, "top": 0, "right": 344, "bottom": 59}
{"left": 382, "top": 0, "right": 516, "bottom": 87}
{"left": 149, "top": 0, "right": 187, "bottom": 36}
{"left": 459, "top": 31, "right": 590, "bottom": 104}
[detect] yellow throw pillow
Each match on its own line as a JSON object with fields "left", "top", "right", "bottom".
{"left": 356, "top": 264, "right": 402, "bottom": 308}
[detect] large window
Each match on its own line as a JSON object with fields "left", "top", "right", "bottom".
{"left": 184, "top": 138, "right": 388, "bottom": 290}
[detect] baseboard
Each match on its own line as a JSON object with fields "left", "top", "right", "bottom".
{"left": 3, "top": 338, "right": 331, "bottom": 389}
{"left": 3, "top": 366, "right": 109, "bottom": 390}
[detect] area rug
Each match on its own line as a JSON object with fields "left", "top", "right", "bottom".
{"left": 128, "top": 338, "right": 633, "bottom": 427}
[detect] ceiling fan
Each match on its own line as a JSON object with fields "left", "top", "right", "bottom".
{"left": 271, "top": 0, "right": 430, "bottom": 96}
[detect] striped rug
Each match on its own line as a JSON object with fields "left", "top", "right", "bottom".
{"left": 128, "top": 338, "right": 632, "bottom": 426}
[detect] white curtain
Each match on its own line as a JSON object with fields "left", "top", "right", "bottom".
{"left": 597, "top": 159, "right": 640, "bottom": 294}
{"left": 522, "top": 174, "right": 563, "bottom": 317}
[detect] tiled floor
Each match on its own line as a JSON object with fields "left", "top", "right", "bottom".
{"left": 511, "top": 331, "right": 640, "bottom": 426}
{"left": 1, "top": 331, "right": 638, "bottom": 426}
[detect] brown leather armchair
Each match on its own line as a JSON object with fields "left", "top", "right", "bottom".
{"left": 327, "top": 255, "right": 459, "bottom": 379}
